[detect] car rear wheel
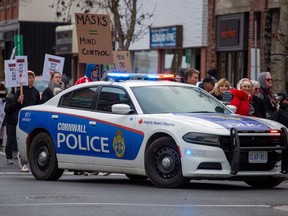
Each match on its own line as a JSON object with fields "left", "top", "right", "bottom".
{"left": 145, "top": 137, "right": 190, "bottom": 188}
{"left": 245, "top": 177, "right": 284, "bottom": 188}
{"left": 29, "top": 132, "right": 64, "bottom": 180}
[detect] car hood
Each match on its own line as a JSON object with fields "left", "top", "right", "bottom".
{"left": 164, "top": 113, "right": 283, "bottom": 131}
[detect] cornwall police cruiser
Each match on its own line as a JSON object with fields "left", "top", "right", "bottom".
{"left": 16, "top": 73, "right": 288, "bottom": 188}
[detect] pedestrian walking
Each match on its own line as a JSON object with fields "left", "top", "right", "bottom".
{"left": 4, "top": 70, "right": 41, "bottom": 171}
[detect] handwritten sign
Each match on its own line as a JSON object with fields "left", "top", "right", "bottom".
{"left": 42, "top": 54, "right": 65, "bottom": 81}
{"left": 75, "top": 13, "right": 113, "bottom": 64}
{"left": 4, "top": 60, "right": 18, "bottom": 88}
{"left": 15, "top": 56, "right": 28, "bottom": 85}
{"left": 106, "top": 51, "right": 132, "bottom": 73}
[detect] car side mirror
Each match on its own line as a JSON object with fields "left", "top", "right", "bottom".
{"left": 222, "top": 91, "right": 233, "bottom": 105}
{"left": 112, "top": 104, "right": 132, "bottom": 114}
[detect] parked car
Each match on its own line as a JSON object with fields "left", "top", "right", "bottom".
{"left": 16, "top": 74, "right": 288, "bottom": 188}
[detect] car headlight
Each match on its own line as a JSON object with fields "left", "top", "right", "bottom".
{"left": 182, "top": 132, "right": 220, "bottom": 146}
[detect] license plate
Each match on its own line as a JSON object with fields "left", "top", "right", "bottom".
{"left": 248, "top": 151, "right": 268, "bottom": 163}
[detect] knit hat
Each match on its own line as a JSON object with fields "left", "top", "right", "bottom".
{"left": 28, "top": 70, "right": 35, "bottom": 77}
{"left": 237, "top": 78, "right": 251, "bottom": 90}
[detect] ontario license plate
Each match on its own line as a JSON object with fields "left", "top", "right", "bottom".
{"left": 248, "top": 151, "right": 268, "bottom": 163}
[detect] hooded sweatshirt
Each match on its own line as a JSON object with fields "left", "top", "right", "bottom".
{"left": 257, "top": 72, "right": 275, "bottom": 116}
{"left": 75, "top": 64, "right": 99, "bottom": 85}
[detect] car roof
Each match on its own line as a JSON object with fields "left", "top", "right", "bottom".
{"left": 73, "top": 80, "right": 193, "bottom": 88}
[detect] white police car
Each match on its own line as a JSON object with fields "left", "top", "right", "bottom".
{"left": 16, "top": 73, "right": 288, "bottom": 188}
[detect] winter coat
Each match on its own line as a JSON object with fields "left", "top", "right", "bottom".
{"left": 229, "top": 89, "right": 250, "bottom": 116}
{"left": 41, "top": 81, "right": 65, "bottom": 103}
{"left": 250, "top": 95, "right": 266, "bottom": 118}
{"left": 75, "top": 64, "right": 99, "bottom": 85}
{"left": 4, "top": 86, "right": 40, "bottom": 125}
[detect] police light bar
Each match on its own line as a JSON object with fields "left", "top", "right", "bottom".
{"left": 104, "top": 73, "right": 175, "bottom": 82}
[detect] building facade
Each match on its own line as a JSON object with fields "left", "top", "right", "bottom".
{"left": 0, "top": 0, "right": 71, "bottom": 80}
{"left": 207, "top": 0, "right": 281, "bottom": 87}
{"left": 129, "top": 0, "right": 209, "bottom": 79}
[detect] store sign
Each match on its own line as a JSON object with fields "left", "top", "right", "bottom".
{"left": 150, "top": 25, "right": 182, "bottom": 49}
{"left": 219, "top": 19, "right": 239, "bottom": 47}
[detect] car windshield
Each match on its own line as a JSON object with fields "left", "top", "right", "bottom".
{"left": 132, "top": 85, "right": 230, "bottom": 114}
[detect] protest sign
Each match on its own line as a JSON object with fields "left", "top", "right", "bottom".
{"left": 42, "top": 54, "right": 65, "bottom": 81}
{"left": 75, "top": 13, "right": 113, "bottom": 64}
{"left": 106, "top": 51, "right": 132, "bottom": 73}
{"left": 15, "top": 56, "right": 28, "bottom": 85}
{"left": 4, "top": 60, "right": 18, "bottom": 88}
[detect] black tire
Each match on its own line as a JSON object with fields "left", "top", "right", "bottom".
{"left": 125, "top": 174, "right": 148, "bottom": 181}
{"left": 245, "top": 177, "right": 284, "bottom": 188}
{"left": 145, "top": 137, "right": 190, "bottom": 188}
{"left": 28, "top": 132, "right": 64, "bottom": 180}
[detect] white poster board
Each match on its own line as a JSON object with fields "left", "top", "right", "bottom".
{"left": 4, "top": 60, "right": 18, "bottom": 88}
{"left": 15, "top": 56, "right": 28, "bottom": 85}
{"left": 42, "top": 54, "right": 65, "bottom": 81}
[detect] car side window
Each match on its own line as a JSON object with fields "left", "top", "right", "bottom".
{"left": 96, "top": 87, "right": 130, "bottom": 112}
{"left": 59, "top": 87, "right": 98, "bottom": 109}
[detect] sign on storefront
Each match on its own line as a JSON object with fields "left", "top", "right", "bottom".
{"left": 150, "top": 25, "right": 183, "bottom": 49}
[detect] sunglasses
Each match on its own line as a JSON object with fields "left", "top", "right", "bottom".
{"left": 254, "top": 88, "right": 260, "bottom": 91}
{"left": 266, "top": 78, "right": 273, "bottom": 81}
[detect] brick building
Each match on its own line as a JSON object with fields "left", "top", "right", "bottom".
{"left": 207, "top": 0, "right": 281, "bottom": 87}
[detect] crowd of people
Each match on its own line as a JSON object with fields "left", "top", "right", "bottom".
{"left": 183, "top": 68, "right": 288, "bottom": 127}
{"left": 0, "top": 64, "right": 100, "bottom": 173}
{"left": 1, "top": 64, "right": 288, "bottom": 173}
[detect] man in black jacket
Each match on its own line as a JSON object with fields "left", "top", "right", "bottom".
{"left": 5, "top": 70, "right": 40, "bottom": 171}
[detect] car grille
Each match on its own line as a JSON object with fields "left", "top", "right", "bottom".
{"left": 219, "top": 134, "right": 285, "bottom": 171}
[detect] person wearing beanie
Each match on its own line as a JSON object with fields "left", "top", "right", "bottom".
{"left": 257, "top": 72, "right": 275, "bottom": 117}
{"left": 75, "top": 64, "right": 100, "bottom": 85}
{"left": 4, "top": 70, "right": 40, "bottom": 172}
{"left": 229, "top": 78, "right": 251, "bottom": 116}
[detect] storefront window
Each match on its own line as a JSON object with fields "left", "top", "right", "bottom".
{"left": 133, "top": 50, "right": 158, "bottom": 73}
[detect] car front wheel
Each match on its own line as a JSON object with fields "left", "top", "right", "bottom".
{"left": 29, "top": 132, "right": 64, "bottom": 180}
{"left": 245, "top": 177, "right": 284, "bottom": 188}
{"left": 145, "top": 137, "right": 190, "bottom": 188}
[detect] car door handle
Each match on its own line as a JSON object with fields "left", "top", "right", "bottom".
{"left": 52, "top": 115, "right": 59, "bottom": 119}
{"left": 89, "top": 121, "right": 96, "bottom": 126}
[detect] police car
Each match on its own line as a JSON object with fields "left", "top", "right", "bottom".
{"left": 16, "top": 73, "right": 288, "bottom": 188}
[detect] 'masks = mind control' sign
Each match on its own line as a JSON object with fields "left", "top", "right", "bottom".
{"left": 75, "top": 13, "right": 113, "bottom": 65}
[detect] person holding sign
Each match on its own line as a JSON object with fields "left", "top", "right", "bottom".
{"left": 75, "top": 64, "right": 100, "bottom": 85}
{"left": 41, "top": 72, "right": 65, "bottom": 103}
{"left": 4, "top": 70, "right": 41, "bottom": 171}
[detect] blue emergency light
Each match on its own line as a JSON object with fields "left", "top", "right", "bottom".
{"left": 103, "top": 73, "right": 175, "bottom": 82}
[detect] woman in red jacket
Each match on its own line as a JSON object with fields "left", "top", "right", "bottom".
{"left": 229, "top": 78, "right": 252, "bottom": 116}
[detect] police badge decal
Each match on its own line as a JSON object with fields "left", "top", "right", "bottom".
{"left": 113, "top": 130, "right": 126, "bottom": 158}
